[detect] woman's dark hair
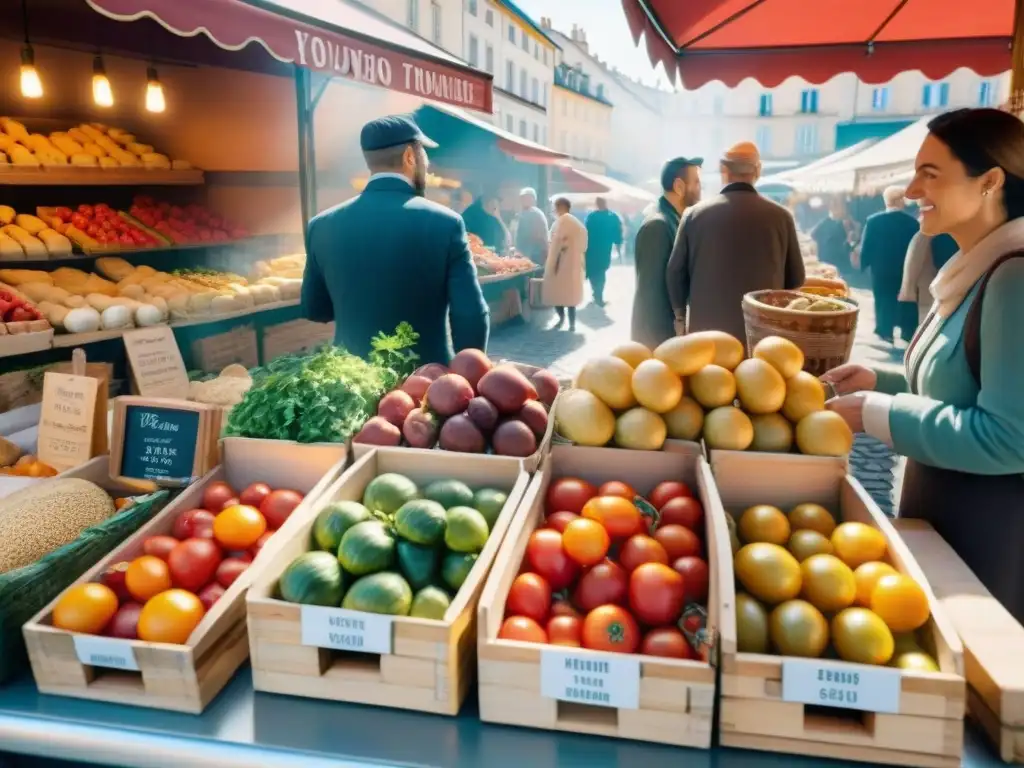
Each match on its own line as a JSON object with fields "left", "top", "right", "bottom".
{"left": 927, "top": 108, "right": 1024, "bottom": 220}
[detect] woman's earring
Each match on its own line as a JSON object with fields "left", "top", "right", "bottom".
{"left": 983, "top": 189, "right": 991, "bottom": 197}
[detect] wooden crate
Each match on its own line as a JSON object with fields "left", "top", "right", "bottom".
{"left": 247, "top": 447, "right": 529, "bottom": 715}
{"left": 477, "top": 445, "right": 732, "bottom": 748}
{"left": 23, "top": 439, "right": 347, "bottom": 713}
{"left": 895, "top": 518, "right": 1024, "bottom": 763}
{"left": 712, "top": 451, "right": 966, "bottom": 767}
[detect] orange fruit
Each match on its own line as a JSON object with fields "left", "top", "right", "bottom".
{"left": 53, "top": 583, "right": 119, "bottom": 634}
{"left": 787, "top": 503, "right": 837, "bottom": 537}
{"left": 800, "top": 554, "right": 856, "bottom": 613}
{"left": 870, "top": 574, "right": 931, "bottom": 632}
{"left": 738, "top": 505, "right": 790, "bottom": 545}
{"left": 138, "top": 589, "right": 206, "bottom": 644}
{"left": 126, "top": 555, "right": 173, "bottom": 602}
{"left": 830, "top": 522, "right": 887, "bottom": 568}
{"left": 213, "top": 504, "right": 267, "bottom": 550}
{"left": 853, "top": 561, "right": 898, "bottom": 607}
{"left": 561, "top": 518, "right": 610, "bottom": 566}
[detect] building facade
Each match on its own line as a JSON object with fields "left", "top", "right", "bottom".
{"left": 549, "top": 63, "right": 613, "bottom": 173}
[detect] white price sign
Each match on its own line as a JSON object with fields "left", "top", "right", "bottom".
{"left": 300, "top": 605, "right": 393, "bottom": 654}
{"left": 782, "top": 658, "right": 902, "bottom": 714}
{"left": 540, "top": 649, "right": 640, "bottom": 709}
{"left": 73, "top": 634, "right": 139, "bottom": 672}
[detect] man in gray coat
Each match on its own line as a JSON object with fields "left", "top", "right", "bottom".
{"left": 667, "top": 142, "right": 805, "bottom": 343}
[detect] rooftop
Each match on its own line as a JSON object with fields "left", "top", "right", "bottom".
{"left": 494, "top": 0, "right": 561, "bottom": 50}
{"left": 554, "top": 64, "right": 613, "bottom": 106}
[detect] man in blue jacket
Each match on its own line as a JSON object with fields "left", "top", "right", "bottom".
{"left": 301, "top": 115, "right": 490, "bottom": 365}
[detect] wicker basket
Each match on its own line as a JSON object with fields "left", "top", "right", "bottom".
{"left": 742, "top": 290, "right": 859, "bottom": 375}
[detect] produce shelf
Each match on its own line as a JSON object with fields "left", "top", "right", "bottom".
{"left": 49, "top": 300, "right": 300, "bottom": 348}
{"left": 0, "top": 167, "right": 204, "bottom": 186}
{"left": 0, "top": 330, "right": 54, "bottom": 359}
{"left": 0, "top": 235, "right": 281, "bottom": 269}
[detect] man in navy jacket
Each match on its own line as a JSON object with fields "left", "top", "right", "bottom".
{"left": 301, "top": 116, "right": 490, "bottom": 365}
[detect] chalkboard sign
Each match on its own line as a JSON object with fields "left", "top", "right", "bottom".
{"left": 110, "top": 397, "right": 221, "bottom": 487}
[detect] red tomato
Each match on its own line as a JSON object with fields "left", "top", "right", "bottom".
{"left": 260, "top": 489, "right": 304, "bottom": 530}
{"left": 198, "top": 582, "right": 226, "bottom": 611}
{"left": 572, "top": 560, "right": 628, "bottom": 612}
{"left": 640, "top": 627, "right": 694, "bottom": 659}
{"left": 107, "top": 602, "right": 143, "bottom": 640}
{"left": 142, "top": 535, "right": 179, "bottom": 561}
{"left": 582, "top": 605, "right": 640, "bottom": 654}
{"left": 672, "top": 556, "right": 710, "bottom": 603}
{"left": 550, "top": 599, "right": 582, "bottom": 619}
{"left": 248, "top": 531, "right": 273, "bottom": 559}
{"left": 547, "top": 615, "right": 582, "bottom": 647}
{"left": 172, "top": 509, "right": 215, "bottom": 540}
{"left": 506, "top": 573, "right": 552, "bottom": 622}
{"left": 99, "top": 561, "right": 132, "bottom": 603}
{"left": 545, "top": 511, "right": 580, "bottom": 532}
{"left": 545, "top": 477, "right": 598, "bottom": 515}
{"left": 581, "top": 496, "right": 641, "bottom": 538}
{"left": 629, "top": 563, "right": 685, "bottom": 626}
{"left": 618, "top": 535, "right": 669, "bottom": 573}
{"left": 202, "top": 482, "right": 237, "bottom": 514}
{"left": 562, "top": 519, "right": 610, "bottom": 566}
{"left": 216, "top": 558, "right": 250, "bottom": 588}
{"left": 659, "top": 497, "right": 704, "bottom": 532}
{"left": 239, "top": 482, "right": 272, "bottom": 508}
{"left": 654, "top": 525, "right": 702, "bottom": 560}
{"left": 597, "top": 481, "right": 638, "bottom": 501}
{"left": 498, "top": 616, "right": 547, "bottom": 643}
{"left": 649, "top": 481, "right": 693, "bottom": 511}
{"left": 526, "top": 529, "right": 579, "bottom": 590}
{"left": 167, "top": 538, "right": 223, "bottom": 592}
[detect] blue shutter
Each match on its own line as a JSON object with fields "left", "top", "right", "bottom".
{"left": 922, "top": 84, "right": 931, "bottom": 107}
{"left": 811, "top": 90, "right": 819, "bottom": 113}
{"left": 939, "top": 83, "right": 950, "bottom": 106}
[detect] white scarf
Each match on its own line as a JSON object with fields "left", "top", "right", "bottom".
{"left": 930, "top": 217, "right": 1024, "bottom": 318}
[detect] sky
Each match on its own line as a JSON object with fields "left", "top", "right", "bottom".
{"left": 513, "top": 0, "right": 667, "bottom": 86}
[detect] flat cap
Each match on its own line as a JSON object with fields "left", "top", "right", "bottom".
{"left": 360, "top": 115, "right": 437, "bottom": 152}
{"left": 660, "top": 156, "right": 703, "bottom": 191}
{"left": 723, "top": 141, "right": 761, "bottom": 165}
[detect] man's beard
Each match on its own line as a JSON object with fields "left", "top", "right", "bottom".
{"left": 685, "top": 189, "right": 701, "bottom": 207}
{"left": 413, "top": 161, "right": 427, "bottom": 197}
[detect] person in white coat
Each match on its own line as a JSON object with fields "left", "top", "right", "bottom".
{"left": 542, "top": 197, "right": 588, "bottom": 331}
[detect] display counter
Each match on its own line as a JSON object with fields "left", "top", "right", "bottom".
{"left": 0, "top": 671, "right": 1003, "bottom": 768}
{"left": 479, "top": 269, "right": 540, "bottom": 326}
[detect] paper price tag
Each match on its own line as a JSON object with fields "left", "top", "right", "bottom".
{"left": 540, "top": 649, "right": 640, "bottom": 709}
{"left": 123, "top": 326, "right": 189, "bottom": 399}
{"left": 73, "top": 635, "right": 139, "bottom": 672}
{"left": 782, "top": 658, "right": 901, "bottom": 714}
{"left": 300, "top": 605, "right": 393, "bottom": 654}
{"left": 37, "top": 372, "right": 99, "bottom": 471}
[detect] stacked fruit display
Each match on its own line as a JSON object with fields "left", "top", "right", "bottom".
{"left": 353, "top": 349, "right": 560, "bottom": 458}
{"left": 128, "top": 196, "right": 249, "bottom": 244}
{"left": 729, "top": 502, "right": 939, "bottom": 670}
{"left": 555, "top": 331, "right": 853, "bottom": 456}
{"left": 50, "top": 480, "right": 304, "bottom": 643}
{"left": 499, "top": 477, "right": 710, "bottom": 658}
{"left": 47, "top": 203, "right": 164, "bottom": 250}
{"left": 277, "top": 474, "right": 509, "bottom": 620}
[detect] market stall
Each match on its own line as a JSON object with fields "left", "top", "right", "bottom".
{"left": 550, "top": 167, "right": 657, "bottom": 216}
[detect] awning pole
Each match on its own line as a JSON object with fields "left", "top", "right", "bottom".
{"left": 1011, "top": 0, "right": 1024, "bottom": 114}
{"left": 294, "top": 66, "right": 319, "bottom": 229}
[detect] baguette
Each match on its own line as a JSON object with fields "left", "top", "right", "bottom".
{"left": 0, "top": 118, "right": 29, "bottom": 143}
{"left": 38, "top": 228, "right": 72, "bottom": 257}
{"left": 49, "top": 133, "right": 85, "bottom": 156}
{"left": 79, "top": 124, "right": 105, "bottom": 143}
{"left": 98, "top": 156, "right": 120, "bottom": 168}
{"left": 0, "top": 134, "right": 15, "bottom": 152}
{"left": 67, "top": 127, "right": 91, "bottom": 145}
{"left": 81, "top": 142, "right": 107, "bottom": 158}
{"left": 36, "top": 301, "right": 69, "bottom": 328}
{"left": 95, "top": 256, "right": 135, "bottom": 281}
{"left": 14, "top": 214, "right": 46, "bottom": 235}
{"left": 19, "top": 283, "right": 70, "bottom": 304}
{"left": 70, "top": 153, "right": 99, "bottom": 167}
{"left": 0, "top": 206, "right": 14, "bottom": 226}
{"left": 0, "top": 233, "right": 24, "bottom": 260}
{"left": 0, "top": 268, "right": 51, "bottom": 285}
{"left": 127, "top": 143, "right": 154, "bottom": 156}
{"left": 8, "top": 145, "right": 39, "bottom": 167}
{"left": 142, "top": 153, "right": 171, "bottom": 170}
{"left": 0, "top": 226, "right": 46, "bottom": 258}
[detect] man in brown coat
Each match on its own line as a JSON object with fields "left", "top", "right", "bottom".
{"left": 667, "top": 142, "right": 805, "bottom": 343}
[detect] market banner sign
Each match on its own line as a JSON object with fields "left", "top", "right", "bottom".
{"left": 85, "top": 0, "right": 493, "bottom": 113}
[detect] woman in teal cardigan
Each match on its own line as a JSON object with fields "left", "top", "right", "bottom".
{"left": 823, "top": 108, "right": 1024, "bottom": 622}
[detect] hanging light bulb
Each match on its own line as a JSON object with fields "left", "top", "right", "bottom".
{"left": 92, "top": 56, "right": 113, "bottom": 107}
{"left": 145, "top": 66, "right": 165, "bottom": 113}
{"left": 19, "top": 45, "right": 43, "bottom": 99}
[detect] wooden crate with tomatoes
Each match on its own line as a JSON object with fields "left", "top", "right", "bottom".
{"left": 712, "top": 451, "right": 966, "bottom": 767}
{"left": 22, "top": 439, "right": 347, "bottom": 713}
{"left": 476, "top": 445, "right": 732, "bottom": 748}
{"left": 246, "top": 447, "right": 530, "bottom": 715}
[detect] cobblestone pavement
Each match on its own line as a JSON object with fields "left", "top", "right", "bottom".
{"left": 488, "top": 263, "right": 906, "bottom": 515}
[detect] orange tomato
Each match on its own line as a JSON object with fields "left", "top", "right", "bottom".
{"left": 53, "top": 583, "right": 119, "bottom": 634}
{"left": 125, "top": 555, "right": 173, "bottom": 602}
{"left": 581, "top": 496, "right": 641, "bottom": 538}
{"left": 547, "top": 615, "right": 583, "bottom": 647}
{"left": 213, "top": 504, "right": 267, "bottom": 550}
{"left": 562, "top": 518, "right": 610, "bottom": 566}
{"left": 597, "top": 481, "right": 638, "bottom": 501}
{"left": 498, "top": 616, "right": 547, "bottom": 643}
{"left": 138, "top": 589, "right": 206, "bottom": 644}
{"left": 853, "top": 561, "right": 898, "bottom": 607}
{"left": 870, "top": 574, "right": 931, "bottom": 632}
{"left": 582, "top": 605, "right": 640, "bottom": 654}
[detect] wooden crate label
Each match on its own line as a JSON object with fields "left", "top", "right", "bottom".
{"left": 37, "top": 372, "right": 99, "bottom": 471}
{"left": 73, "top": 635, "right": 139, "bottom": 672}
{"left": 123, "top": 326, "right": 189, "bottom": 399}
{"left": 120, "top": 405, "right": 200, "bottom": 483}
{"left": 781, "top": 659, "right": 901, "bottom": 714}
{"left": 540, "top": 649, "right": 640, "bottom": 709}
{"left": 300, "top": 605, "right": 393, "bottom": 654}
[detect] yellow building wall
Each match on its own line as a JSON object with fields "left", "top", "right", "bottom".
{"left": 549, "top": 84, "right": 612, "bottom": 174}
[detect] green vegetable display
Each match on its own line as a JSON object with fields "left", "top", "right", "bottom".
{"left": 278, "top": 472, "right": 509, "bottom": 620}
{"left": 224, "top": 324, "right": 419, "bottom": 443}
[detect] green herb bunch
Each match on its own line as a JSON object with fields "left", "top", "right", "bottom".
{"left": 224, "top": 323, "right": 419, "bottom": 443}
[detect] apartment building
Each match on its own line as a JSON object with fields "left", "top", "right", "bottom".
{"left": 368, "top": 0, "right": 464, "bottom": 60}
{"left": 549, "top": 62, "right": 613, "bottom": 173}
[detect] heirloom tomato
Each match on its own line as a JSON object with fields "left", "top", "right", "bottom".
{"left": 640, "top": 627, "right": 694, "bottom": 659}
{"left": 658, "top": 496, "right": 704, "bottom": 532}
{"left": 506, "top": 573, "right": 552, "bottom": 623}
{"left": 597, "top": 481, "right": 638, "bottom": 501}
{"left": 525, "top": 529, "right": 579, "bottom": 590}
{"left": 572, "top": 560, "right": 628, "bottom": 613}
{"left": 618, "top": 535, "right": 669, "bottom": 573}
{"left": 629, "top": 563, "right": 685, "bottom": 626}
{"left": 546, "top": 615, "right": 583, "bottom": 647}
{"left": 654, "top": 525, "right": 702, "bottom": 560}
{"left": 648, "top": 481, "right": 692, "bottom": 511}
{"left": 582, "top": 605, "right": 639, "bottom": 654}
{"left": 562, "top": 519, "right": 610, "bottom": 566}
{"left": 672, "top": 556, "right": 710, "bottom": 603}
{"left": 545, "top": 478, "right": 598, "bottom": 515}
{"left": 545, "top": 511, "right": 580, "bottom": 533}
{"left": 499, "top": 616, "right": 547, "bottom": 643}
{"left": 581, "top": 496, "right": 641, "bottom": 538}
